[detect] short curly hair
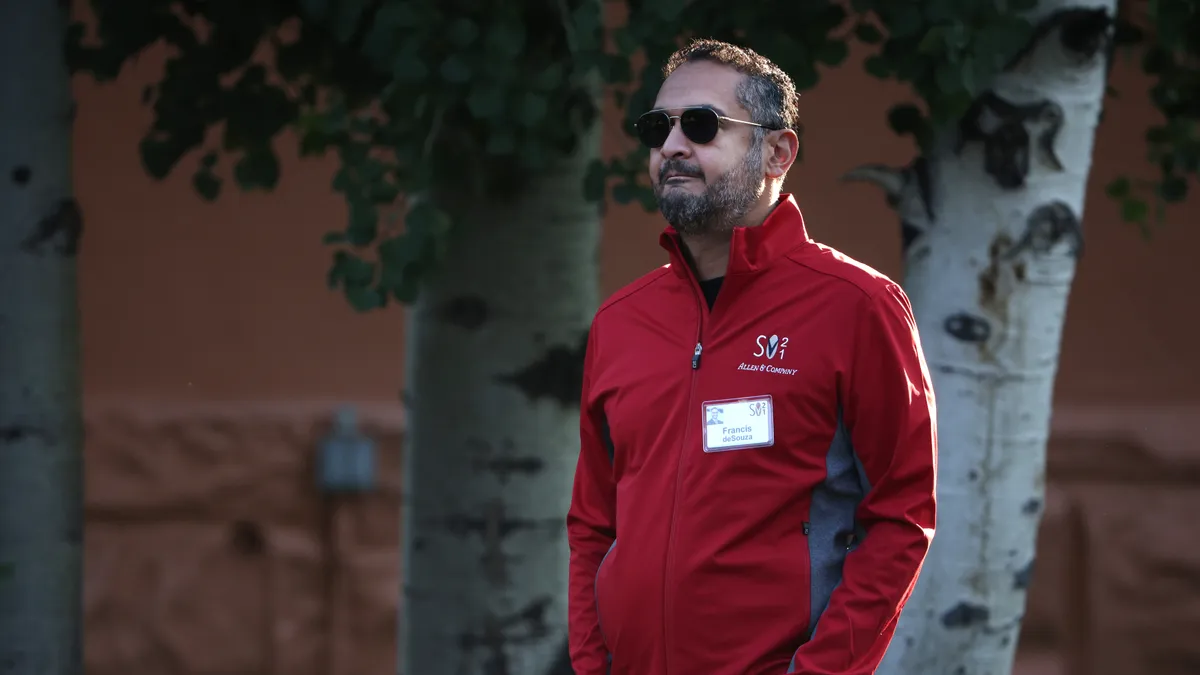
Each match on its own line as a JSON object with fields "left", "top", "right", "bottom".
{"left": 662, "top": 38, "right": 799, "bottom": 134}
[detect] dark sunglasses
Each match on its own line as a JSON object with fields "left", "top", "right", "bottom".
{"left": 635, "top": 107, "right": 776, "bottom": 148}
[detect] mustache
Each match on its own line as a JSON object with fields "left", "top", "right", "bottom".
{"left": 659, "top": 160, "right": 703, "bottom": 182}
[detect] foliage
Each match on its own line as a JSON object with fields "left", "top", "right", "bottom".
{"left": 68, "top": 0, "right": 1200, "bottom": 309}
{"left": 1101, "top": 0, "right": 1200, "bottom": 229}
{"left": 606, "top": 0, "right": 1200, "bottom": 232}
{"left": 68, "top": 0, "right": 606, "bottom": 309}
{"left": 885, "top": 0, "right": 1200, "bottom": 231}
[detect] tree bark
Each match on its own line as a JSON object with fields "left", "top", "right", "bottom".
{"left": 846, "top": 1, "right": 1115, "bottom": 672}
{"left": 0, "top": 1, "right": 85, "bottom": 674}
{"left": 398, "top": 125, "right": 601, "bottom": 674}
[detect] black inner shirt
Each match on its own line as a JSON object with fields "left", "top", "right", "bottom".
{"left": 699, "top": 276, "right": 723, "bottom": 310}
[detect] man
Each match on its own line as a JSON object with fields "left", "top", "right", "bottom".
{"left": 566, "top": 38, "right": 937, "bottom": 675}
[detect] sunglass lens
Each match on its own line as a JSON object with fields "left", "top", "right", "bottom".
{"left": 636, "top": 112, "right": 672, "bottom": 148}
{"left": 680, "top": 109, "right": 719, "bottom": 144}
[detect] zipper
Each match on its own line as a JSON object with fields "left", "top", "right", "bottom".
{"left": 662, "top": 263, "right": 708, "bottom": 675}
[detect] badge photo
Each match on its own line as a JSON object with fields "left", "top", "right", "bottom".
{"left": 701, "top": 395, "right": 774, "bottom": 452}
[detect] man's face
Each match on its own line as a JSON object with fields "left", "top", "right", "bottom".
{"left": 648, "top": 61, "right": 766, "bottom": 236}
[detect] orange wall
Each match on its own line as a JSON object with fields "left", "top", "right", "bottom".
{"left": 74, "top": 46, "right": 1200, "bottom": 406}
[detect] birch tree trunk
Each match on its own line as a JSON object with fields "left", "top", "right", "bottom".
{"left": 846, "top": 1, "right": 1115, "bottom": 672}
{"left": 398, "top": 125, "right": 601, "bottom": 674}
{"left": 0, "top": 1, "right": 85, "bottom": 674}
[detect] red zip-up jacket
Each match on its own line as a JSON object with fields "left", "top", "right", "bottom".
{"left": 567, "top": 195, "right": 937, "bottom": 675}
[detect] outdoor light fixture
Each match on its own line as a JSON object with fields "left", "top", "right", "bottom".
{"left": 316, "top": 405, "right": 377, "bottom": 494}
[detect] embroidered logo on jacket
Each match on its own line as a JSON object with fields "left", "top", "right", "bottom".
{"left": 738, "top": 334, "right": 798, "bottom": 375}
{"left": 754, "top": 334, "right": 788, "bottom": 360}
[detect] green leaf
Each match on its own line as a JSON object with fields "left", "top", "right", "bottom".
{"left": 792, "top": 63, "right": 820, "bottom": 91}
{"left": 448, "top": 18, "right": 480, "bottom": 47}
{"left": 516, "top": 92, "right": 549, "bottom": 126}
{"left": 391, "top": 52, "right": 429, "bottom": 82}
{"left": 192, "top": 165, "right": 221, "bottom": 201}
{"left": 377, "top": 233, "right": 419, "bottom": 276}
{"left": 439, "top": 55, "right": 472, "bottom": 83}
{"left": 864, "top": 55, "right": 892, "bottom": 79}
{"left": 331, "top": 165, "right": 355, "bottom": 194}
{"left": 918, "top": 27, "right": 946, "bottom": 54}
{"left": 467, "top": 85, "right": 506, "bottom": 119}
{"left": 959, "top": 56, "right": 979, "bottom": 96}
{"left": 973, "top": 16, "right": 1034, "bottom": 68}
{"left": 368, "top": 179, "right": 401, "bottom": 204}
{"left": 613, "top": 27, "right": 641, "bottom": 56}
{"left": 406, "top": 200, "right": 452, "bottom": 238}
{"left": 486, "top": 131, "right": 517, "bottom": 155}
{"left": 375, "top": 202, "right": 452, "bottom": 303}
{"left": 139, "top": 135, "right": 188, "bottom": 180}
{"left": 854, "top": 22, "right": 884, "bottom": 44}
{"left": 583, "top": 159, "right": 608, "bottom": 202}
{"left": 935, "top": 62, "right": 963, "bottom": 96}
{"left": 344, "top": 285, "right": 387, "bottom": 312}
{"left": 1141, "top": 46, "right": 1175, "bottom": 74}
{"left": 816, "top": 40, "right": 849, "bottom": 66}
{"left": 331, "top": 0, "right": 375, "bottom": 43}
{"left": 1120, "top": 197, "right": 1149, "bottom": 223}
{"left": 531, "top": 63, "right": 566, "bottom": 91}
{"left": 360, "top": 7, "right": 399, "bottom": 68}
{"left": 612, "top": 182, "right": 637, "bottom": 204}
{"left": 323, "top": 231, "right": 347, "bottom": 244}
{"left": 300, "top": 0, "right": 331, "bottom": 20}
{"left": 1160, "top": 174, "right": 1188, "bottom": 202}
{"left": 233, "top": 145, "right": 280, "bottom": 190}
{"left": 886, "top": 6, "right": 925, "bottom": 38}
{"left": 517, "top": 138, "right": 549, "bottom": 170}
{"left": 347, "top": 198, "right": 378, "bottom": 246}
{"left": 654, "top": 0, "right": 688, "bottom": 21}
{"left": 327, "top": 250, "right": 375, "bottom": 289}
{"left": 570, "top": 2, "right": 603, "bottom": 51}
{"left": 1146, "top": 125, "right": 1171, "bottom": 144}
{"left": 887, "top": 104, "right": 926, "bottom": 136}
{"left": 635, "top": 185, "right": 657, "bottom": 212}
{"left": 924, "top": 0, "right": 959, "bottom": 23}
{"left": 1105, "top": 176, "right": 1131, "bottom": 198}
{"left": 485, "top": 21, "right": 527, "bottom": 58}
{"left": 600, "top": 54, "right": 632, "bottom": 84}
{"left": 222, "top": 67, "right": 297, "bottom": 150}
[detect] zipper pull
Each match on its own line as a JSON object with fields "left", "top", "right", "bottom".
{"left": 692, "top": 342, "right": 702, "bottom": 369}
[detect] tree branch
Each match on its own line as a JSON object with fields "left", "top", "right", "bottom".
{"left": 841, "top": 157, "right": 934, "bottom": 251}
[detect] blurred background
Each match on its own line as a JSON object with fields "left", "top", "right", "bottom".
{"left": 71, "top": 14, "right": 1199, "bottom": 675}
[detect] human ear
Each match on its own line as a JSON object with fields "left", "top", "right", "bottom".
{"left": 763, "top": 128, "right": 799, "bottom": 179}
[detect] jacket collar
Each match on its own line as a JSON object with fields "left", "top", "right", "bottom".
{"left": 659, "top": 194, "right": 811, "bottom": 278}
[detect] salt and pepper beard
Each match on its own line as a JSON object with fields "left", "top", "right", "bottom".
{"left": 654, "top": 135, "right": 765, "bottom": 236}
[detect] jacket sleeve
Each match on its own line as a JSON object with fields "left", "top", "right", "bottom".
{"left": 566, "top": 319, "right": 617, "bottom": 675}
{"left": 788, "top": 283, "right": 938, "bottom": 674}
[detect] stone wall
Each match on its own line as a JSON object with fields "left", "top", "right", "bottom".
{"left": 1017, "top": 407, "right": 1200, "bottom": 675}
{"left": 81, "top": 404, "right": 1200, "bottom": 674}
{"left": 83, "top": 405, "right": 403, "bottom": 675}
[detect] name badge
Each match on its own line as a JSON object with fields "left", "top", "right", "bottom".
{"left": 702, "top": 395, "right": 774, "bottom": 452}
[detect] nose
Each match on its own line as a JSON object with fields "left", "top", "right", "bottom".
{"left": 659, "top": 117, "right": 692, "bottom": 159}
